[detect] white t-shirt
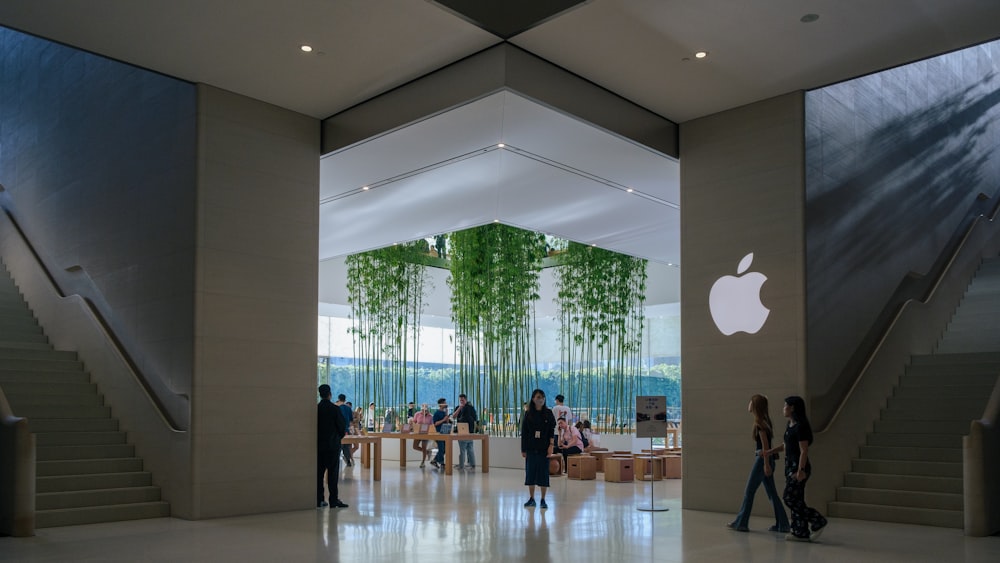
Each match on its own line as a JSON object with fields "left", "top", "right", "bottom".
{"left": 552, "top": 404, "right": 571, "bottom": 423}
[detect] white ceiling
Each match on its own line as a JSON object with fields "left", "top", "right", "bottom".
{"left": 4, "top": 0, "right": 996, "bottom": 310}
{"left": 319, "top": 91, "right": 680, "bottom": 264}
{"left": 1, "top": 1, "right": 997, "bottom": 122}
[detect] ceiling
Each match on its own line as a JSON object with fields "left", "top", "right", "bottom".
{"left": 1, "top": 1, "right": 997, "bottom": 123}
{"left": 319, "top": 91, "right": 680, "bottom": 263}
{"left": 3, "top": 0, "right": 997, "bottom": 310}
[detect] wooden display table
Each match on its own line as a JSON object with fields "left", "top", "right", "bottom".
{"left": 634, "top": 455, "right": 664, "bottom": 481}
{"left": 567, "top": 455, "right": 596, "bottom": 480}
{"left": 341, "top": 435, "right": 382, "bottom": 481}
{"left": 371, "top": 432, "right": 490, "bottom": 476}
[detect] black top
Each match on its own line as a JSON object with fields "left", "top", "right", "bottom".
{"left": 520, "top": 407, "right": 556, "bottom": 453}
{"left": 753, "top": 424, "right": 772, "bottom": 451}
{"left": 783, "top": 421, "right": 813, "bottom": 471}
{"left": 453, "top": 402, "right": 478, "bottom": 431}
{"left": 318, "top": 399, "right": 347, "bottom": 451}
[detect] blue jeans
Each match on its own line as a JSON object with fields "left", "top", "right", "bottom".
{"left": 458, "top": 440, "right": 475, "bottom": 467}
{"left": 732, "top": 453, "right": 789, "bottom": 530}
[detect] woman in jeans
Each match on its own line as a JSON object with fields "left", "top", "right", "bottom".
{"left": 767, "top": 395, "right": 828, "bottom": 542}
{"left": 727, "top": 394, "right": 789, "bottom": 533}
{"left": 520, "top": 389, "right": 556, "bottom": 509}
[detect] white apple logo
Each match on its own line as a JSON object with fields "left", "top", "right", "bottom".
{"left": 709, "top": 252, "right": 770, "bottom": 335}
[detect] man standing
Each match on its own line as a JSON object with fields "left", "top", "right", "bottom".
{"left": 335, "top": 394, "right": 354, "bottom": 466}
{"left": 452, "top": 393, "right": 478, "bottom": 470}
{"left": 552, "top": 394, "right": 571, "bottom": 424}
{"left": 317, "top": 384, "right": 349, "bottom": 508}
{"left": 431, "top": 398, "right": 452, "bottom": 469}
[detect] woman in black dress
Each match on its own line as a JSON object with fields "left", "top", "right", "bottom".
{"left": 520, "top": 389, "right": 556, "bottom": 510}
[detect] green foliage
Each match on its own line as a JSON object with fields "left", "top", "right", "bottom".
{"left": 555, "top": 242, "right": 647, "bottom": 433}
{"left": 448, "top": 224, "right": 547, "bottom": 436}
{"left": 345, "top": 241, "right": 430, "bottom": 415}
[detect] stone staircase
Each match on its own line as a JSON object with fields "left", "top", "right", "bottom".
{"left": 829, "top": 258, "right": 1000, "bottom": 528}
{"left": 0, "top": 264, "right": 169, "bottom": 527}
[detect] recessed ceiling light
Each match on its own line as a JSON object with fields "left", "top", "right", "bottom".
{"left": 497, "top": 143, "right": 505, "bottom": 148}
{"left": 800, "top": 13, "right": 820, "bottom": 23}
{"left": 362, "top": 186, "right": 369, "bottom": 191}
{"left": 694, "top": 51, "right": 708, "bottom": 59}
{"left": 300, "top": 45, "right": 313, "bottom": 53}
{"left": 493, "top": 219, "right": 500, "bottom": 223}
{"left": 591, "top": 243, "right": 597, "bottom": 247}
{"left": 626, "top": 188, "right": 634, "bottom": 193}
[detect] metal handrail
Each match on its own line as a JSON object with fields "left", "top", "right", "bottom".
{"left": 0, "top": 201, "right": 185, "bottom": 432}
{"left": 817, "top": 196, "right": 1000, "bottom": 432}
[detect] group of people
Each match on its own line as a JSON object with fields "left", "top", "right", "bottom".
{"left": 727, "top": 394, "right": 828, "bottom": 542}
{"left": 407, "top": 395, "right": 479, "bottom": 470}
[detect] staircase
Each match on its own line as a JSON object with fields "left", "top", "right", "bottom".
{"left": 829, "top": 258, "right": 1000, "bottom": 528}
{"left": 0, "top": 264, "right": 169, "bottom": 527}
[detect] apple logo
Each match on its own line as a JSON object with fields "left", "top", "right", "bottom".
{"left": 709, "top": 252, "right": 770, "bottom": 335}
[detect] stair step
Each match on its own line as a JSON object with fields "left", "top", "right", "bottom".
{"left": 893, "top": 385, "right": 995, "bottom": 398}
{"left": 836, "top": 486, "right": 963, "bottom": 510}
{"left": 874, "top": 419, "right": 971, "bottom": 434}
{"left": 37, "top": 457, "right": 143, "bottom": 476}
{"left": 0, "top": 380, "right": 97, "bottom": 396}
{"left": 866, "top": 433, "right": 963, "bottom": 449}
{"left": 29, "top": 418, "right": 118, "bottom": 432}
{"left": 0, "top": 332, "right": 47, "bottom": 344}
{"left": 858, "top": 445, "right": 961, "bottom": 462}
{"left": 902, "top": 372, "right": 999, "bottom": 385}
{"left": 880, "top": 408, "right": 980, "bottom": 422}
{"left": 851, "top": 458, "right": 962, "bottom": 477}
{"left": 0, "top": 340, "right": 51, "bottom": 350}
{"left": 36, "top": 431, "right": 127, "bottom": 447}
{"left": 0, "top": 358, "right": 82, "bottom": 371}
{"left": 0, "top": 348, "right": 76, "bottom": 361}
{"left": 5, "top": 392, "right": 104, "bottom": 406}
{"left": 0, "top": 324, "right": 43, "bottom": 336}
{"left": 886, "top": 396, "right": 989, "bottom": 413}
{"left": 843, "top": 472, "right": 963, "bottom": 494}
{"left": 0, "top": 317, "right": 41, "bottom": 329}
{"left": 828, "top": 501, "right": 962, "bottom": 528}
{"left": 37, "top": 486, "right": 161, "bottom": 510}
{"left": 37, "top": 443, "right": 134, "bottom": 461}
{"left": 37, "top": 471, "right": 152, "bottom": 493}
{"left": 35, "top": 501, "right": 170, "bottom": 528}
{"left": 16, "top": 404, "right": 111, "bottom": 419}
{"left": 911, "top": 352, "right": 1000, "bottom": 365}
{"left": 0, "top": 370, "right": 91, "bottom": 384}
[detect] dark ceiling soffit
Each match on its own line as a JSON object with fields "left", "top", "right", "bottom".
{"left": 430, "top": 0, "right": 590, "bottom": 39}
{"left": 321, "top": 43, "right": 678, "bottom": 157}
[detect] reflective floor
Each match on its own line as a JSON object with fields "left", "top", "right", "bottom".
{"left": 3, "top": 464, "right": 999, "bottom": 562}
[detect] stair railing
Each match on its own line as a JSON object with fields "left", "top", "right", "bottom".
{"left": 0, "top": 386, "right": 34, "bottom": 536}
{"left": 0, "top": 198, "right": 186, "bottom": 431}
{"left": 963, "top": 374, "right": 1000, "bottom": 536}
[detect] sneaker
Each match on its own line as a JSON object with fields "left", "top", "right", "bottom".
{"left": 726, "top": 523, "right": 749, "bottom": 532}
{"left": 331, "top": 500, "right": 349, "bottom": 508}
{"left": 469, "top": 465, "right": 476, "bottom": 470}
{"left": 430, "top": 460, "right": 440, "bottom": 468}
{"left": 539, "top": 499, "right": 548, "bottom": 510}
{"left": 810, "top": 518, "right": 828, "bottom": 541}
{"left": 768, "top": 525, "right": 790, "bottom": 533}
{"left": 524, "top": 498, "right": 536, "bottom": 508}
{"left": 455, "top": 465, "right": 465, "bottom": 469}
{"left": 420, "top": 461, "right": 426, "bottom": 468}
{"left": 317, "top": 501, "right": 329, "bottom": 508}
{"left": 785, "top": 533, "right": 811, "bottom": 542}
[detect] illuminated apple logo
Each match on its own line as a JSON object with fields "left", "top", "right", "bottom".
{"left": 709, "top": 252, "right": 770, "bottom": 336}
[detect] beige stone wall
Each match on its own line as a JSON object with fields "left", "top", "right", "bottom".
{"left": 191, "top": 85, "right": 320, "bottom": 518}
{"left": 679, "top": 92, "right": 806, "bottom": 514}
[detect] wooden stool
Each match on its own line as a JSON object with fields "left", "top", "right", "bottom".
{"left": 548, "top": 454, "right": 564, "bottom": 475}
{"left": 662, "top": 454, "right": 682, "bottom": 479}
{"left": 604, "top": 457, "right": 634, "bottom": 482}
{"left": 567, "top": 455, "right": 596, "bottom": 480}
{"left": 591, "top": 451, "right": 614, "bottom": 472}
{"left": 634, "top": 455, "right": 664, "bottom": 481}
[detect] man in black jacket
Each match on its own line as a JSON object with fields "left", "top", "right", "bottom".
{"left": 452, "top": 393, "right": 478, "bottom": 470}
{"left": 317, "top": 384, "right": 348, "bottom": 508}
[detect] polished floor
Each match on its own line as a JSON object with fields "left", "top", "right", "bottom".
{"left": 2, "top": 464, "right": 999, "bottom": 563}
